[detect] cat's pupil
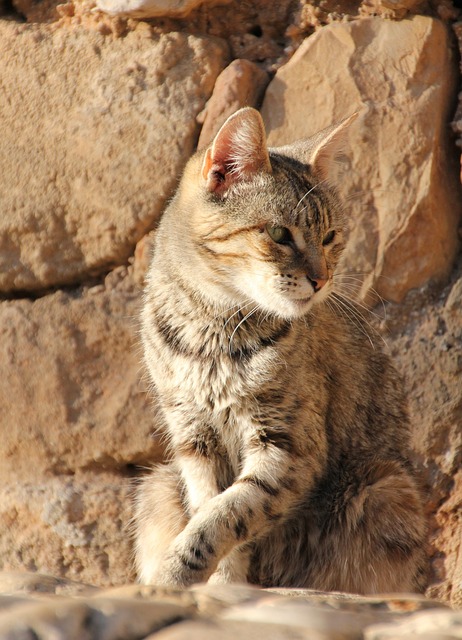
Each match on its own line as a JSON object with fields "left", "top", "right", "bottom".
{"left": 322, "top": 230, "right": 335, "bottom": 246}
{"left": 266, "top": 225, "right": 292, "bottom": 244}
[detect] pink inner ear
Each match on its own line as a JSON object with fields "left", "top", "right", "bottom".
{"left": 202, "top": 148, "right": 228, "bottom": 193}
{"left": 201, "top": 148, "right": 214, "bottom": 181}
{"left": 201, "top": 108, "right": 271, "bottom": 195}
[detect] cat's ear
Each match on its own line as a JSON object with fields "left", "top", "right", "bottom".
{"left": 276, "top": 113, "right": 358, "bottom": 182}
{"left": 309, "top": 113, "right": 358, "bottom": 180}
{"left": 201, "top": 107, "right": 271, "bottom": 195}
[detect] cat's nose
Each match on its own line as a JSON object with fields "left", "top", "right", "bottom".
{"left": 307, "top": 276, "right": 327, "bottom": 292}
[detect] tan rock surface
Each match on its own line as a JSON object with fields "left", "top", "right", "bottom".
{"left": 452, "top": 20, "right": 462, "bottom": 174}
{"left": 0, "top": 268, "right": 160, "bottom": 479}
{"left": 0, "top": 22, "right": 228, "bottom": 293}
{"left": 0, "top": 594, "right": 191, "bottom": 640}
{"left": 364, "top": 609, "right": 462, "bottom": 639}
{"left": 95, "top": 0, "right": 231, "bottom": 19}
{"left": 197, "top": 59, "right": 269, "bottom": 149}
{"left": 0, "top": 574, "right": 455, "bottom": 640}
{"left": 429, "top": 469, "right": 462, "bottom": 609}
{"left": 261, "top": 16, "right": 461, "bottom": 303}
{"left": 0, "top": 571, "right": 96, "bottom": 596}
{"left": 0, "top": 473, "right": 136, "bottom": 585}
{"left": 377, "top": 261, "right": 462, "bottom": 607}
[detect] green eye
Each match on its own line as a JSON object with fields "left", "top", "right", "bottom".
{"left": 266, "top": 225, "right": 292, "bottom": 244}
{"left": 322, "top": 229, "right": 336, "bottom": 246}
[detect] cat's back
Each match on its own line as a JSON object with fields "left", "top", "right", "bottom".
{"left": 303, "top": 301, "right": 410, "bottom": 463}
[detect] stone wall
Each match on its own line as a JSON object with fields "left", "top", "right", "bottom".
{"left": 0, "top": 0, "right": 461, "bottom": 608}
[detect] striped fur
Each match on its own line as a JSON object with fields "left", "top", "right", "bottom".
{"left": 134, "top": 108, "right": 427, "bottom": 593}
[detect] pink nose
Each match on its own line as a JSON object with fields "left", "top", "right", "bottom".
{"left": 308, "top": 277, "right": 327, "bottom": 292}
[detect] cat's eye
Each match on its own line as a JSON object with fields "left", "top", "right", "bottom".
{"left": 266, "top": 225, "right": 292, "bottom": 245}
{"left": 322, "top": 230, "right": 336, "bottom": 246}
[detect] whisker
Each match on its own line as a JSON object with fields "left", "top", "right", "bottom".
{"left": 334, "top": 291, "right": 388, "bottom": 349}
{"left": 333, "top": 280, "right": 363, "bottom": 294}
{"left": 228, "top": 305, "right": 260, "bottom": 355}
{"left": 336, "top": 283, "right": 387, "bottom": 320}
{"left": 210, "top": 303, "right": 241, "bottom": 323}
{"left": 333, "top": 269, "right": 374, "bottom": 278}
{"left": 293, "top": 179, "right": 329, "bottom": 214}
{"left": 330, "top": 293, "right": 377, "bottom": 349}
{"left": 335, "top": 289, "right": 386, "bottom": 325}
{"left": 222, "top": 301, "right": 254, "bottom": 330}
{"left": 335, "top": 270, "right": 396, "bottom": 285}
{"left": 295, "top": 183, "right": 331, "bottom": 219}
{"left": 334, "top": 273, "right": 388, "bottom": 319}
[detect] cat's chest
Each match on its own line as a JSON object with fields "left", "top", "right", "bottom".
{"left": 156, "top": 338, "right": 277, "bottom": 410}
{"left": 143, "top": 303, "right": 286, "bottom": 409}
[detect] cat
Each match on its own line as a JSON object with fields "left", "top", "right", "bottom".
{"left": 133, "top": 107, "right": 427, "bottom": 593}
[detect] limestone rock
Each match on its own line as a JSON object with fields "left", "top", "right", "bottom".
{"left": 359, "top": 0, "right": 426, "bottom": 20}
{"left": 429, "top": 469, "right": 462, "bottom": 609}
{"left": 0, "top": 473, "right": 136, "bottom": 585}
{"left": 152, "top": 619, "right": 320, "bottom": 639}
{"left": 0, "top": 571, "right": 96, "bottom": 596}
{"left": 0, "top": 268, "right": 162, "bottom": 479}
{"left": 0, "top": 267, "right": 168, "bottom": 584}
{"left": 95, "top": 0, "right": 231, "bottom": 18}
{"left": 197, "top": 59, "right": 270, "bottom": 150}
{"left": 261, "top": 16, "right": 461, "bottom": 303}
{"left": 0, "top": 594, "right": 190, "bottom": 640}
{"left": 364, "top": 609, "right": 462, "bottom": 639}
{"left": 0, "top": 575, "right": 454, "bottom": 640}
{"left": 0, "top": 22, "right": 228, "bottom": 293}
{"left": 452, "top": 21, "right": 462, "bottom": 170}
{"left": 381, "top": 264, "right": 462, "bottom": 607}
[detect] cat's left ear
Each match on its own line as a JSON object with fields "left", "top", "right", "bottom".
{"left": 309, "top": 112, "right": 358, "bottom": 180}
{"left": 201, "top": 107, "right": 272, "bottom": 196}
{"left": 276, "top": 112, "right": 358, "bottom": 182}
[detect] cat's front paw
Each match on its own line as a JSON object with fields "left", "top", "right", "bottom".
{"left": 153, "top": 554, "right": 205, "bottom": 588}
{"left": 208, "top": 548, "right": 250, "bottom": 585}
{"left": 154, "top": 531, "right": 216, "bottom": 587}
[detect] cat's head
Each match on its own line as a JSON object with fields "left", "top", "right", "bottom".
{"left": 182, "top": 107, "right": 356, "bottom": 320}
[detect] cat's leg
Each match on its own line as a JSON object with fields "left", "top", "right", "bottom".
{"left": 176, "top": 450, "right": 222, "bottom": 515}
{"left": 304, "top": 460, "right": 427, "bottom": 594}
{"left": 151, "top": 432, "right": 323, "bottom": 588}
{"left": 135, "top": 421, "right": 242, "bottom": 585}
{"left": 208, "top": 545, "right": 252, "bottom": 585}
{"left": 136, "top": 456, "right": 250, "bottom": 586}
{"left": 160, "top": 423, "right": 254, "bottom": 584}
{"left": 133, "top": 463, "right": 188, "bottom": 585}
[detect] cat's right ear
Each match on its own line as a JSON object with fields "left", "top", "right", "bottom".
{"left": 201, "top": 107, "right": 272, "bottom": 196}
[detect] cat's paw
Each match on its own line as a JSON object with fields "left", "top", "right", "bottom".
{"left": 154, "top": 531, "right": 216, "bottom": 587}
{"left": 152, "top": 556, "right": 202, "bottom": 588}
{"left": 208, "top": 549, "right": 250, "bottom": 585}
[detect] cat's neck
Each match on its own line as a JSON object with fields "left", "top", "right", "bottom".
{"left": 145, "top": 264, "right": 296, "bottom": 360}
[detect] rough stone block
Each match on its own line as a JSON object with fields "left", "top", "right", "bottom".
{"left": 0, "top": 23, "right": 228, "bottom": 292}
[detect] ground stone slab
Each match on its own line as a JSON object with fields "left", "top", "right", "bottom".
{"left": 0, "top": 596, "right": 191, "bottom": 640}
{"left": 364, "top": 609, "right": 462, "bottom": 639}
{"left": 0, "top": 573, "right": 457, "bottom": 640}
{"left": 261, "top": 15, "right": 462, "bottom": 303}
{"left": 0, "top": 22, "right": 228, "bottom": 293}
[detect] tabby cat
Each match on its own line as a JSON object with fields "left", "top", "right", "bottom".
{"left": 134, "top": 107, "right": 427, "bottom": 593}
